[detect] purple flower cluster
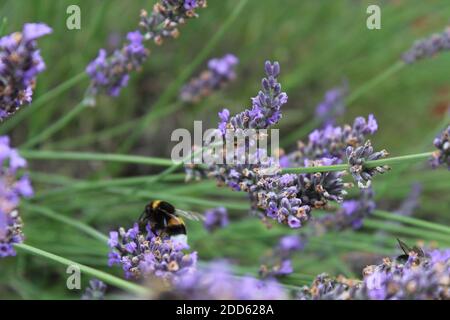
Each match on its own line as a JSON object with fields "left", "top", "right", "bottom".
{"left": 0, "top": 136, "right": 33, "bottom": 257}
{"left": 203, "top": 207, "right": 229, "bottom": 232}
{"left": 220, "top": 61, "right": 288, "bottom": 132}
{"left": 260, "top": 235, "right": 306, "bottom": 278}
{"left": 346, "top": 140, "right": 390, "bottom": 188}
{"left": 315, "top": 84, "right": 347, "bottom": 125}
{"left": 430, "top": 125, "right": 450, "bottom": 169}
{"left": 86, "top": 31, "right": 149, "bottom": 99}
{"left": 281, "top": 115, "right": 378, "bottom": 168}
{"left": 0, "top": 23, "right": 52, "bottom": 120}
{"left": 402, "top": 27, "right": 450, "bottom": 64}
{"left": 153, "top": 261, "right": 287, "bottom": 299}
{"left": 81, "top": 279, "right": 107, "bottom": 300}
{"left": 108, "top": 223, "right": 197, "bottom": 280}
{"left": 313, "top": 188, "right": 375, "bottom": 233}
{"left": 297, "top": 248, "right": 450, "bottom": 300}
{"left": 255, "top": 158, "right": 349, "bottom": 228}
{"left": 139, "top": 0, "right": 207, "bottom": 45}
{"left": 180, "top": 54, "right": 239, "bottom": 103}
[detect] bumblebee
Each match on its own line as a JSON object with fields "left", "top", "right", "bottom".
{"left": 138, "top": 200, "right": 203, "bottom": 242}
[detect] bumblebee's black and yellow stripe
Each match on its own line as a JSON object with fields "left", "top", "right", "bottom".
{"left": 139, "top": 200, "right": 187, "bottom": 237}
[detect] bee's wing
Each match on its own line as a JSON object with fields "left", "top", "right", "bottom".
{"left": 412, "top": 246, "right": 425, "bottom": 257}
{"left": 175, "top": 209, "right": 205, "bottom": 221}
{"left": 397, "top": 238, "right": 412, "bottom": 255}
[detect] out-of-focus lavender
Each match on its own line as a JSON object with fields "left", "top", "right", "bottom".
{"left": 395, "top": 183, "right": 422, "bottom": 216}
{"left": 152, "top": 261, "right": 287, "bottom": 299}
{"left": 0, "top": 23, "right": 52, "bottom": 120}
{"left": 280, "top": 114, "right": 379, "bottom": 168}
{"left": 430, "top": 125, "right": 450, "bottom": 169}
{"left": 260, "top": 235, "right": 306, "bottom": 278}
{"left": 0, "top": 136, "right": 33, "bottom": 258}
{"left": 107, "top": 223, "right": 197, "bottom": 280}
{"left": 139, "top": 0, "right": 207, "bottom": 45}
{"left": 315, "top": 84, "right": 348, "bottom": 125}
{"left": 203, "top": 207, "right": 229, "bottom": 232}
{"left": 180, "top": 54, "right": 238, "bottom": 103}
{"left": 86, "top": 1, "right": 207, "bottom": 102}
{"left": 81, "top": 279, "right": 107, "bottom": 300}
{"left": 313, "top": 188, "right": 375, "bottom": 233}
{"left": 297, "top": 247, "right": 450, "bottom": 300}
{"left": 346, "top": 140, "right": 390, "bottom": 188}
{"left": 85, "top": 31, "right": 149, "bottom": 100}
{"left": 402, "top": 27, "right": 450, "bottom": 64}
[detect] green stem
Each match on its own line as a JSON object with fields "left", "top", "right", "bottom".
{"left": 22, "top": 203, "right": 109, "bottom": 243}
{"left": 19, "top": 150, "right": 174, "bottom": 166}
{"left": 345, "top": 61, "right": 405, "bottom": 106}
{"left": 0, "top": 17, "right": 7, "bottom": 36}
{"left": 20, "top": 101, "right": 88, "bottom": 148}
{"left": 116, "top": 0, "right": 249, "bottom": 156}
{"left": 14, "top": 243, "right": 147, "bottom": 295}
{"left": 373, "top": 210, "right": 450, "bottom": 235}
{"left": 0, "top": 72, "right": 88, "bottom": 134}
{"left": 282, "top": 152, "right": 433, "bottom": 174}
{"left": 364, "top": 219, "right": 450, "bottom": 245}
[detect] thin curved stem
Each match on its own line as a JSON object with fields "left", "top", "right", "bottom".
{"left": 19, "top": 149, "right": 174, "bottom": 167}
{"left": 22, "top": 203, "right": 109, "bottom": 243}
{"left": 20, "top": 101, "right": 88, "bottom": 148}
{"left": 14, "top": 243, "right": 147, "bottom": 295}
{"left": 281, "top": 152, "right": 433, "bottom": 174}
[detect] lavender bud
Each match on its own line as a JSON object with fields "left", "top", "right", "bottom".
{"left": 430, "top": 125, "right": 450, "bottom": 169}
{"left": 346, "top": 140, "right": 390, "bottom": 188}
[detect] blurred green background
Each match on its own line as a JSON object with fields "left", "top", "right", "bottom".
{"left": 0, "top": 0, "right": 449, "bottom": 299}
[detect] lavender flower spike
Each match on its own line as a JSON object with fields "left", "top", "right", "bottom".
{"left": 203, "top": 207, "right": 229, "bottom": 232}
{"left": 0, "top": 23, "right": 52, "bottom": 120}
{"left": 180, "top": 54, "right": 239, "bottom": 103}
{"left": 81, "top": 279, "right": 107, "bottom": 300}
{"left": 315, "top": 83, "right": 348, "bottom": 125}
{"left": 430, "top": 125, "right": 450, "bottom": 169}
{"left": 86, "top": 31, "right": 149, "bottom": 101}
{"left": 108, "top": 223, "right": 197, "bottom": 280}
{"left": 346, "top": 140, "right": 390, "bottom": 188}
{"left": 0, "top": 136, "right": 33, "bottom": 258}
{"left": 402, "top": 27, "right": 450, "bottom": 64}
{"left": 140, "top": 0, "right": 207, "bottom": 45}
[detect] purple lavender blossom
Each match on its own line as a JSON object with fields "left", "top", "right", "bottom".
{"left": 153, "top": 261, "right": 288, "bottom": 299}
{"left": 107, "top": 223, "right": 197, "bottom": 280}
{"left": 346, "top": 140, "right": 390, "bottom": 188}
{"left": 285, "top": 115, "right": 379, "bottom": 167}
{"left": 297, "top": 247, "right": 450, "bottom": 300}
{"left": 0, "top": 23, "right": 52, "bottom": 120}
{"left": 315, "top": 84, "right": 348, "bottom": 125}
{"left": 81, "top": 279, "right": 107, "bottom": 300}
{"left": 0, "top": 136, "right": 33, "bottom": 258}
{"left": 260, "top": 235, "right": 306, "bottom": 278}
{"left": 139, "top": 0, "right": 207, "bottom": 45}
{"left": 86, "top": 31, "right": 149, "bottom": 100}
{"left": 255, "top": 158, "right": 350, "bottom": 228}
{"left": 430, "top": 125, "right": 450, "bottom": 169}
{"left": 180, "top": 54, "right": 239, "bottom": 103}
{"left": 203, "top": 207, "right": 229, "bottom": 232}
{"left": 402, "top": 27, "right": 450, "bottom": 64}
{"left": 226, "top": 61, "right": 288, "bottom": 130}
